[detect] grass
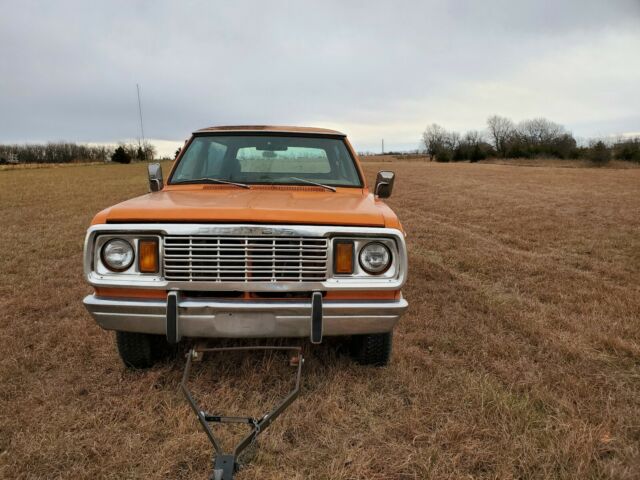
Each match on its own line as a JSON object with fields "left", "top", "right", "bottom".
{"left": 1, "top": 160, "right": 639, "bottom": 479}
{"left": 361, "top": 155, "right": 640, "bottom": 169}
{"left": 477, "top": 157, "right": 640, "bottom": 169}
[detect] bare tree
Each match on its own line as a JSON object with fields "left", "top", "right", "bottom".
{"left": 446, "top": 131, "right": 461, "bottom": 151}
{"left": 421, "top": 123, "right": 448, "bottom": 160}
{"left": 517, "top": 118, "right": 565, "bottom": 145}
{"left": 141, "top": 141, "right": 156, "bottom": 161}
{"left": 0, "top": 142, "right": 116, "bottom": 163}
{"left": 464, "top": 130, "right": 484, "bottom": 146}
{"left": 486, "top": 115, "right": 514, "bottom": 157}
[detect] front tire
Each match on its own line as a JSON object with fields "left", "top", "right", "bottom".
{"left": 351, "top": 332, "right": 393, "bottom": 366}
{"left": 115, "top": 331, "right": 172, "bottom": 369}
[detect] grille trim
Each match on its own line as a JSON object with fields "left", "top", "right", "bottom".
{"left": 163, "top": 235, "right": 329, "bottom": 282}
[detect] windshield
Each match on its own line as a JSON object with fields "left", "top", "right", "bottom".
{"left": 170, "top": 135, "right": 362, "bottom": 187}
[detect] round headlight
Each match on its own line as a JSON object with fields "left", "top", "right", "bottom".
{"left": 101, "top": 239, "right": 134, "bottom": 272}
{"left": 359, "top": 242, "right": 391, "bottom": 274}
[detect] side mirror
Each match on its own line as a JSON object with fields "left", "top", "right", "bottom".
{"left": 148, "top": 163, "right": 164, "bottom": 192}
{"left": 374, "top": 170, "right": 395, "bottom": 199}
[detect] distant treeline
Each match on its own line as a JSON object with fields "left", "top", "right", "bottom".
{"left": 0, "top": 142, "right": 157, "bottom": 164}
{"left": 421, "top": 115, "right": 640, "bottom": 164}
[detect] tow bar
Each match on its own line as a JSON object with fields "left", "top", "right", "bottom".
{"left": 180, "top": 345, "right": 304, "bottom": 480}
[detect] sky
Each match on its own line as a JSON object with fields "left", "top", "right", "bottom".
{"left": 1, "top": 0, "right": 639, "bottom": 156}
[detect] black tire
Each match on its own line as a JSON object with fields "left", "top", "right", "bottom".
{"left": 115, "top": 331, "right": 172, "bottom": 369}
{"left": 351, "top": 332, "right": 393, "bottom": 366}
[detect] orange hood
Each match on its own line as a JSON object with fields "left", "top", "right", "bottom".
{"left": 94, "top": 185, "right": 396, "bottom": 227}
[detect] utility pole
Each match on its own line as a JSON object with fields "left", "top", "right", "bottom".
{"left": 136, "top": 83, "right": 145, "bottom": 148}
{"left": 381, "top": 138, "right": 384, "bottom": 154}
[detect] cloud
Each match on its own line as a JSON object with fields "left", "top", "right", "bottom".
{"left": 0, "top": 0, "right": 638, "bottom": 152}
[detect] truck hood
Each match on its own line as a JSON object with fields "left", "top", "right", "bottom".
{"left": 97, "top": 186, "right": 389, "bottom": 227}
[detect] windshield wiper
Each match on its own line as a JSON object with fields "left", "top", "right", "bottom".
{"left": 288, "top": 177, "right": 337, "bottom": 192}
{"left": 176, "top": 177, "right": 250, "bottom": 189}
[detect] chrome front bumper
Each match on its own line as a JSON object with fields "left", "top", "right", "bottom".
{"left": 83, "top": 294, "right": 408, "bottom": 339}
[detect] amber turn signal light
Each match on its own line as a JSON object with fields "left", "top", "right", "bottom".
{"left": 334, "top": 240, "right": 354, "bottom": 274}
{"left": 138, "top": 239, "right": 159, "bottom": 273}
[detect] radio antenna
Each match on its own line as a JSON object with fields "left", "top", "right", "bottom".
{"left": 136, "top": 83, "right": 145, "bottom": 147}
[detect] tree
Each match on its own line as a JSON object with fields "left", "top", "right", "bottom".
{"left": 486, "top": 115, "right": 514, "bottom": 157}
{"left": 445, "top": 131, "right": 461, "bottom": 152}
{"left": 517, "top": 118, "right": 565, "bottom": 146}
{"left": 507, "top": 118, "right": 577, "bottom": 158}
{"left": 549, "top": 133, "right": 577, "bottom": 159}
{"left": 142, "top": 142, "right": 156, "bottom": 161}
{"left": 589, "top": 141, "right": 610, "bottom": 165}
{"left": 463, "top": 130, "right": 488, "bottom": 162}
{"left": 436, "top": 148, "right": 451, "bottom": 163}
{"left": 614, "top": 138, "right": 640, "bottom": 163}
{"left": 464, "top": 130, "right": 483, "bottom": 146}
{"left": 111, "top": 146, "right": 132, "bottom": 164}
{"left": 422, "top": 123, "right": 448, "bottom": 160}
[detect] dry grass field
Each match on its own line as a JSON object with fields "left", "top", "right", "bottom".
{"left": 1, "top": 160, "right": 639, "bottom": 479}
{"left": 361, "top": 154, "right": 640, "bottom": 170}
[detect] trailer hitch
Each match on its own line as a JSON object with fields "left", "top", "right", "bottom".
{"left": 180, "top": 345, "right": 304, "bottom": 480}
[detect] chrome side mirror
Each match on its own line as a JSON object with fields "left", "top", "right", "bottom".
{"left": 148, "top": 163, "right": 164, "bottom": 192}
{"left": 374, "top": 170, "right": 395, "bottom": 198}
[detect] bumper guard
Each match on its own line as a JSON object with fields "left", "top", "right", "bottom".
{"left": 83, "top": 293, "right": 408, "bottom": 341}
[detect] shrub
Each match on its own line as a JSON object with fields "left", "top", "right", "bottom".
{"left": 436, "top": 149, "right": 451, "bottom": 162}
{"left": 469, "top": 144, "right": 487, "bottom": 163}
{"left": 549, "top": 133, "right": 578, "bottom": 159}
{"left": 452, "top": 146, "right": 467, "bottom": 162}
{"left": 111, "top": 146, "right": 132, "bottom": 164}
{"left": 505, "top": 137, "right": 532, "bottom": 158}
{"left": 589, "top": 141, "right": 611, "bottom": 165}
{"left": 615, "top": 139, "right": 640, "bottom": 163}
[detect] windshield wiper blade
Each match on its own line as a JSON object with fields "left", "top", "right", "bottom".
{"left": 288, "top": 177, "right": 336, "bottom": 192}
{"left": 179, "top": 177, "right": 250, "bottom": 189}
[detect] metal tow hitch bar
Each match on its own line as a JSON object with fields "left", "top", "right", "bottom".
{"left": 180, "top": 345, "right": 304, "bottom": 480}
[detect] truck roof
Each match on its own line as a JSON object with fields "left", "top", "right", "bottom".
{"left": 194, "top": 125, "right": 346, "bottom": 136}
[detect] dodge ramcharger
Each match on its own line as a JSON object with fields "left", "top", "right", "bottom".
{"left": 83, "top": 126, "right": 408, "bottom": 368}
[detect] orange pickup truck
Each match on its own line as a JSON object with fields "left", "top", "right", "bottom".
{"left": 83, "top": 126, "right": 408, "bottom": 368}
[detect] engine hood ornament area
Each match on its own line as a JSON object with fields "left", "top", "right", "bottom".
{"left": 180, "top": 345, "right": 304, "bottom": 480}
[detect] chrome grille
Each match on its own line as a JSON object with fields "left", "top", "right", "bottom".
{"left": 163, "top": 236, "right": 329, "bottom": 282}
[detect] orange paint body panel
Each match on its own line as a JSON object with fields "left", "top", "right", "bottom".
{"left": 325, "top": 290, "right": 401, "bottom": 300}
{"left": 195, "top": 125, "right": 345, "bottom": 135}
{"left": 94, "top": 287, "right": 167, "bottom": 299}
{"left": 95, "top": 186, "right": 387, "bottom": 226}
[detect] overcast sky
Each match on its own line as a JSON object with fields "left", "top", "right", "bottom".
{"left": 1, "top": 0, "right": 639, "bottom": 155}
